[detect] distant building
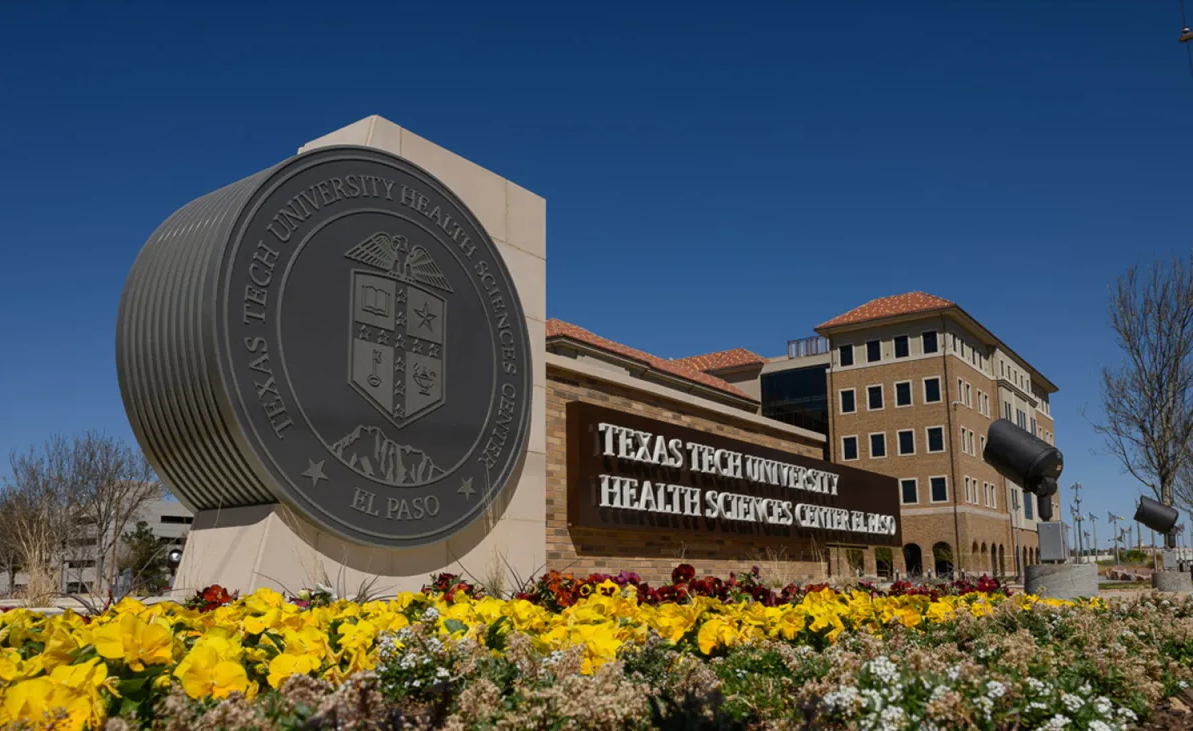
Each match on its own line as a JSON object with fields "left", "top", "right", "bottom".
{"left": 5, "top": 491, "right": 194, "bottom": 595}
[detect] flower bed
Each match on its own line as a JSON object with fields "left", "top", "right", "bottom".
{"left": 0, "top": 566, "right": 1191, "bottom": 730}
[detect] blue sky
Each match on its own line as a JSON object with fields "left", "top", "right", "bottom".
{"left": 1, "top": 1, "right": 1190, "bottom": 546}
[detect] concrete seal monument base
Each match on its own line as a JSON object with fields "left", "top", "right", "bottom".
{"left": 163, "top": 116, "right": 547, "bottom": 597}
{"left": 1024, "top": 563, "right": 1098, "bottom": 600}
{"left": 1152, "top": 570, "right": 1193, "bottom": 593}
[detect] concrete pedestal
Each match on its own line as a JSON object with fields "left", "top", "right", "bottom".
{"left": 1024, "top": 563, "right": 1098, "bottom": 600}
{"left": 1152, "top": 570, "right": 1193, "bottom": 593}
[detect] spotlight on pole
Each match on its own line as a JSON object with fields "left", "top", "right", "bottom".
{"left": 1135, "top": 495, "right": 1179, "bottom": 535}
{"left": 166, "top": 549, "right": 183, "bottom": 567}
{"left": 984, "top": 419, "right": 1063, "bottom": 521}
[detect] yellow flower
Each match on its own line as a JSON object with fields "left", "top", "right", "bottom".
{"left": 696, "top": 617, "right": 742, "bottom": 655}
{"left": 267, "top": 652, "right": 320, "bottom": 688}
{"left": 173, "top": 635, "right": 252, "bottom": 700}
{"left": 93, "top": 613, "right": 175, "bottom": 671}
{"left": 0, "top": 677, "right": 90, "bottom": 731}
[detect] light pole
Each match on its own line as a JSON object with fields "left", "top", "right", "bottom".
{"left": 1071, "top": 483, "right": 1084, "bottom": 562}
{"left": 1108, "top": 513, "right": 1124, "bottom": 565}
{"left": 1088, "top": 513, "right": 1098, "bottom": 564}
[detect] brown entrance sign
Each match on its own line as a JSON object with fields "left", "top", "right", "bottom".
{"left": 567, "top": 402, "right": 901, "bottom": 547}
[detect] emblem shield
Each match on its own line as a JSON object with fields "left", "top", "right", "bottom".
{"left": 347, "top": 233, "right": 449, "bottom": 429}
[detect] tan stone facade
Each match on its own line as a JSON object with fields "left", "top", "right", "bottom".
{"left": 545, "top": 357, "right": 839, "bottom": 585}
{"left": 818, "top": 308, "right": 1058, "bottom": 578}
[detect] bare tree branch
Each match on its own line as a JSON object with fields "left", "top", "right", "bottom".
{"left": 1093, "top": 253, "right": 1193, "bottom": 548}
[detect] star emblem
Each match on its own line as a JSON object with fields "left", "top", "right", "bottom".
{"left": 396, "top": 289, "right": 408, "bottom": 305}
{"left": 396, "top": 312, "right": 406, "bottom": 328}
{"left": 412, "top": 339, "right": 424, "bottom": 354}
{"left": 414, "top": 303, "right": 437, "bottom": 331}
{"left": 394, "top": 356, "right": 405, "bottom": 373}
{"left": 358, "top": 325, "right": 371, "bottom": 340}
{"left": 429, "top": 344, "right": 441, "bottom": 359}
{"left": 394, "top": 333, "right": 405, "bottom": 349}
{"left": 458, "top": 477, "right": 476, "bottom": 500}
{"left": 300, "top": 459, "right": 328, "bottom": 487}
{"left": 377, "top": 331, "right": 389, "bottom": 346}
{"left": 395, "top": 382, "right": 405, "bottom": 396}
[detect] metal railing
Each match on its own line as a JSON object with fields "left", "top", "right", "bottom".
{"left": 787, "top": 336, "right": 830, "bottom": 359}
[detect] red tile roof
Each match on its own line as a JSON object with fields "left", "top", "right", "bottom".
{"left": 816, "top": 292, "right": 955, "bottom": 330}
{"left": 673, "top": 348, "right": 766, "bottom": 373}
{"left": 546, "top": 319, "right": 755, "bottom": 401}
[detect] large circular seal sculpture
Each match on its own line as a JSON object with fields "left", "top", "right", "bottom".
{"left": 117, "top": 146, "right": 533, "bottom": 548}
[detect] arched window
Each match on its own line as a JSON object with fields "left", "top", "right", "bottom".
{"left": 875, "top": 547, "right": 894, "bottom": 580}
{"left": 903, "top": 544, "right": 923, "bottom": 576}
{"left": 997, "top": 545, "right": 1005, "bottom": 576}
{"left": 933, "top": 542, "right": 954, "bottom": 578}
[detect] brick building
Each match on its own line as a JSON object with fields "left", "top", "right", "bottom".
{"left": 544, "top": 319, "right": 902, "bottom": 584}
{"left": 679, "top": 292, "right": 1059, "bottom": 580}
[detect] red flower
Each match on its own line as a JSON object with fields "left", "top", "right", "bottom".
{"left": 671, "top": 563, "right": 696, "bottom": 584}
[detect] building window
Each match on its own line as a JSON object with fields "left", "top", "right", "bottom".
{"left": 160, "top": 515, "right": 193, "bottom": 524}
{"left": 926, "top": 426, "right": 945, "bottom": 453}
{"left": 1016, "top": 409, "right": 1027, "bottom": 430}
{"left": 761, "top": 365, "right": 830, "bottom": 434}
{"left": 923, "top": 377, "right": 942, "bottom": 403}
{"left": 980, "top": 435, "right": 986, "bottom": 455}
{"left": 867, "top": 384, "right": 884, "bottom": 410}
{"left": 922, "top": 330, "right": 938, "bottom": 354}
{"left": 1002, "top": 401, "right": 1012, "bottom": 420}
{"left": 894, "top": 335, "right": 909, "bottom": 358}
{"left": 964, "top": 383, "right": 972, "bottom": 407}
{"left": 839, "top": 389, "right": 856, "bottom": 414}
{"left": 839, "top": 344, "right": 854, "bottom": 367}
{"left": 964, "top": 476, "right": 972, "bottom": 503}
{"left": 867, "top": 340, "right": 882, "bottom": 363}
{"left": 930, "top": 476, "right": 949, "bottom": 503}
{"left": 895, "top": 381, "right": 912, "bottom": 407}
{"left": 1030, "top": 417, "right": 1037, "bottom": 436}
{"left": 988, "top": 483, "right": 997, "bottom": 509}
{"left": 870, "top": 432, "right": 887, "bottom": 458}
{"left": 1024, "top": 492, "right": 1034, "bottom": 520}
{"left": 897, "top": 429, "right": 915, "bottom": 455}
{"left": 842, "top": 436, "right": 859, "bottom": 461}
{"left": 901, "top": 478, "right": 918, "bottom": 505}
{"left": 957, "top": 378, "right": 964, "bottom": 403}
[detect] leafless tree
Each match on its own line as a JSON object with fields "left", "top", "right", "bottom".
{"left": 1092, "top": 254, "right": 1193, "bottom": 547}
{"left": 70, "top": 432, "right": 158, "bottom": 593}
{"left": 1, "top": 432, "right": 158, "bottom": 604}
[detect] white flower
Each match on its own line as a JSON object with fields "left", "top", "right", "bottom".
{"left": 865, "top": 656, "right": 900, "bottom": 685}
{"left": 1088, "top": 722, "right": 1113, "bottom": 731}
{"left": 1042, "top": 714, "right": 1071, "bottom": 730}
{"left": 1093, "top": 697, "right": 1113, "bottom": 715}
{"left": 1061, "top": 693, "right": 1084, "bottom": 713}
{"left": 1079, "top": 682, "right": 1092, "bottom": 695}
{"left": 861, "top": 688, "right": 884, "bottom": 711}
{"left": 946, "top": 665, "right": 962, "bottom": 681}
{"left": 435, "top": 666, "right": 450, "bottom": 679}
{"left": 1027, "top": 677, "right": 1047, "bottom": 695}
{"left": 930, "top": 685, "right": 950, "bottom": 702}
{"left": 976, "top": 696, "right": 994, "bottom": 718}
{"left": 421, "top": 607, "right": 440, "bottom": 622}
{"left": 879, "top": 705, "right": 905, "bottom": 729}
{"left": 1029, "top": 701, "right": 1050, "bottom": 712}
{"left": 823, "top": 685, "right": 861, "bottom": 713}
{"left": 1118, "top": 708, "right": 1138, "bottom": 722}
{"left": 986, "top": 680, "right": 1007, "bottom": 699}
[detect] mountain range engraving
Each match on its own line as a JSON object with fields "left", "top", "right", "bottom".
{"left": 330, "top": 425, "right": 444, "bottom": 486}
